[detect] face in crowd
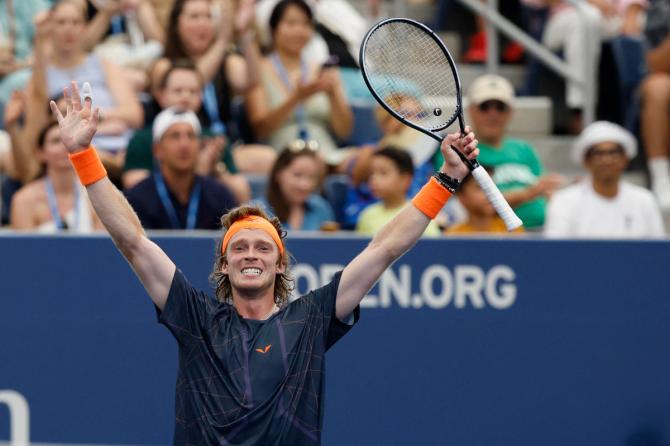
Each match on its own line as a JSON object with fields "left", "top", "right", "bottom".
{"left": 469, "top": 99, "right": 511, "bottom": 144}
{"left": 154, "top": 123, "right": 200, "bottom": 175}
{"left": 270, "top": 0, "right": 314, "bottom": 55}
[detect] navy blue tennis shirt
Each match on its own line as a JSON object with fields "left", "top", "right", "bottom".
{"left": 158, "top": 269, "right": 360, "bottom": 445}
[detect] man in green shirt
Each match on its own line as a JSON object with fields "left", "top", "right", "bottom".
{"left": 437, "top": 74, "right": 563, "bottom": 229}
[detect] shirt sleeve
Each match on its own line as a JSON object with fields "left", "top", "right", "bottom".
{"left": 157, "top": 268, "right": 220, "bottom": 345}
{"left": 301, "top": 271, "right": 360, "bottom": 351}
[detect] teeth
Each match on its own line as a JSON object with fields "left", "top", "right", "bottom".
{"left": 242, "top": 268, "right": 261, "bottom": 276}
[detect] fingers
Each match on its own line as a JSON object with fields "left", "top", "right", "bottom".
{"left": 49, "top": 100, "right": 64, "bottom": 123}
{"left": 71, "top": 81, "right": 83, "bottom": 112}
{"left": 91, "top": 107, "right": 101, "bottom": 128}
{"left": 82, "top": 81, "right": 93, "bottom": 112}
{"left": 63, "top": 86, "right": 73, "bottom": 116}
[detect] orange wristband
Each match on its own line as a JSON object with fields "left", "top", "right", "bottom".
{"left": 68, "top": 146, "right": 107, "bottom": 186}
{"left": 411, "top": 177, "right": 452, "bottom": 219}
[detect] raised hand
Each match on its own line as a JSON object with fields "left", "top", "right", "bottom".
{"left": 49, "top": 81, "right": 100, "bottom": 154}
{"left": 4, "top": 90, "right": 25, "bottom": 128}
{"left": 234, "top": 0, "right": 256, "bottom": 34}
{"left": 439, "top": 126, "right": 478, "bottom": 181}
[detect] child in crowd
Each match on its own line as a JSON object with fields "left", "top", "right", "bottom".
{"left": 257, "top": 142, "right": 336, "bottom": 230}
{"left": 445, "top": 167, "right": 524, "bottom": 235}
{"left": 356, "top": 147, "right": 440, "bottom": 236}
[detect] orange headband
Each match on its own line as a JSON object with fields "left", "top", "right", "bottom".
{"left": 221, "top": 215, "right": 284, "bottom": 256}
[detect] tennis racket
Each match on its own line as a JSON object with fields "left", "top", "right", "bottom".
{"left": 359, "top": 18, "right": 523, "bottom": 231}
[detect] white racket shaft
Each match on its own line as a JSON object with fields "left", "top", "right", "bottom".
{"left": 471, "top": 166, "right": 523, "bottom": 231}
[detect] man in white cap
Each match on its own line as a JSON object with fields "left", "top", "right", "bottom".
{"left": 436, "top": 73, "right": 563, "bottom": 229}
{"left": 124, "top": 107, "right": 238, "bottom": 229}
{"left": 544, "top": 121, "right": 664, "bottom": 238}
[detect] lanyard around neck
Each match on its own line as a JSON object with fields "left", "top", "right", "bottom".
{"left": 203, "top": 82, "right": 227, "bottom": 136}
{"left": 153, "top": 170, "right": 201, "bottom": 230}
{"left": 271, "top": 52, "right": 309, "bottom": 140}
{"left": 45, "top": 177, "right": 80, "bottom": 230}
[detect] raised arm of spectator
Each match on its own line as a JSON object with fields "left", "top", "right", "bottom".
{"left": 99, "top": 59, "right": 144, "bottom": 128}
{"left": 82, "top": 1, "right": 122, "bottom": 52}
{"left": 226, "top": 0, "right": 261, "bottom": 93}
{"left": 13, "top": 11, "right": 54, "bottom": 183}
{"left": 191, "top": 1, "right": 234, "bottom": 84}
{"left": 334, "top": 130, "right": 478, "bottom": 320}
{"left": 133, "top": 0, "right": 166, "bottom": 44}
{"left": 647, "top": 34, "right": 670, "bottom": 73}
{"left": 51, "top": 81, "right": 175, "bottom": 310}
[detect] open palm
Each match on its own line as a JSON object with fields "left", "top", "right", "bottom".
{"left": 50, "top": 81, "right": 100, "bottom": 154}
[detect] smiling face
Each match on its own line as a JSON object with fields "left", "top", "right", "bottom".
{"left": 277, "top": 154, "right": 320, "bottom": 207}
{"left": 272, "top": 4, "right": 313, "bottom": 55}
{"left": 178, "top": 0, "right": 215, "bottom": 56}
{"left": 221, "top": 229, "right": 285, "bottom": 301}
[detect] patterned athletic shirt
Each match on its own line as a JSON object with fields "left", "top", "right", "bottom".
{"left": 158, "top": 269, "right": 359, "bottom": 445}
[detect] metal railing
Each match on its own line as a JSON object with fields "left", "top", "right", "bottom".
{"left": 392, "top": 0, "right": 597, "bottom": 126}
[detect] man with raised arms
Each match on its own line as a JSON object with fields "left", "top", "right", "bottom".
{"left": 51, "top": 81, "right": 479, "bottom": 445}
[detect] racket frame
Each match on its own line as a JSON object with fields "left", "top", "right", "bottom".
{"left": 359, "top": 17, "right": 523, "bottom": 230}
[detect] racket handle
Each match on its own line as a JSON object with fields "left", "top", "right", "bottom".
{"left": 470, "top": 166, "right": 523, "bottom": 231}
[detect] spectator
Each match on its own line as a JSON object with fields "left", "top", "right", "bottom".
{"left": 356, "top": 147, "right": 440, "bottom": 236}
{"left": 445, "top": 167, "right": 525, "bottom": 234}
{"left": 0, "top": 0, "right": 51, "bottom": 104}
{"left": 82, "top": 0, "right": 166, "bottom": 91}
{"left": 122, "top": 60, "right": 250, "bottom": 202}
{"left": 27, "top": 0, "right": 144, "bottom": 175}
{"left": 124, "top": 108, "right": 238, "bottom": 229}
{"left": 151, "top": 0, "right": 276, "bottom": 174}
{"left": 545, "top": 121, "right": 665, "bottom": 238}
{"left": 255, "top": 0, "right": 376, "bottom": 68}
{"left": 245, "top": 0, "right": 353, "bottom": 170}
{"left": 640, "top": 0, "right": 670, "bottom": 209}
{"left": 257, "top": 142, "right": 335, "bottom": 230}
{"left": 522, "top": 0, "right": 647, "bottom": 132}
{"left": 435, "top": 74, "right": 563, "bottom": 230}
{"left": 10, "top": 121, "right": 101, "bottom": 232}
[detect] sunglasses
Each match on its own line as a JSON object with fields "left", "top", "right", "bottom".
{"left": 585, "top": 145, "right": 625, "bottom": 160}
{"left": 477, "top": 100, "right": 509, "bottom": 113}
{"left": 286, "top": 138, "right": 319, "bottom": 152}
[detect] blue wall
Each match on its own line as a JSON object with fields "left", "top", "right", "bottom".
{"left": 1, "top": 235, "right": 670, "bottom": 445}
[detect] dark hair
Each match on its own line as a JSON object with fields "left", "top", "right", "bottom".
{"left": 373, "top": 147, "right": 414, "bottom": 176}
{"left": 267, "top": 146, "right": 321, "bottom": 223}
{"left": 210, "top": 205, "right": 294, "bottom": 306}
{"left": 37, "top": 121, "right": 60, "bottom": 149}
{"left": 165, "top": 0, "right": 211, "bottom": 60}
{"left": 269, "top": 0, "right": 314, "bottom": 36}
{"left": 159, "top": 59, "right": 204, "bottom": 90}
{"left": 461, "top": 165, "right": 494, "bottom": 187}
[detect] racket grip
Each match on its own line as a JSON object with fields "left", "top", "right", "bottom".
{"left": 470, "top": 166, "right": 523, "bottom": 231}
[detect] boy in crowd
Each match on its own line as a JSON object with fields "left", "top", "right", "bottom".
{"left": 356, "top": 147, "right": 441, "bottom": 236}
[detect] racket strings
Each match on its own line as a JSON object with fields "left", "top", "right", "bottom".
{"left": 363, "top": 22, "right": 459, "bottom": 130}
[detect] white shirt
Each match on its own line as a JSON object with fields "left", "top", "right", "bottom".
{"left": 544, "top": 178, "right": 665, "bottom": 238}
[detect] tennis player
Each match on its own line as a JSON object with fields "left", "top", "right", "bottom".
{"left": 51, "top": 81, "right": 479, "bottom": 445}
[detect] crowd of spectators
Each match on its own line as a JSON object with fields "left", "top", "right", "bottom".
{"left": 0, "top": 0, "right": 668, "bottom": 239}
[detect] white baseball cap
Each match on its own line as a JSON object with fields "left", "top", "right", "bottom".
{"left": 152, "top": 107, "right": 202, "bottom": 143}
{"left": 467, "top": 74, "right": 515, "bottom": 107}
{"left": 571, "top": 121, "right": 637, "bottom": 165}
